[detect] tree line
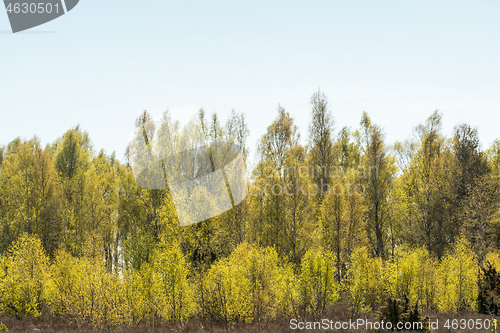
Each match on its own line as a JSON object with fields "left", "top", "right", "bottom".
{"left": 1, "top": 91, "right": 500, "bottom": 327}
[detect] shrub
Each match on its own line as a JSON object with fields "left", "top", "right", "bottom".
{"left": 347, "top": 247, "right": 387, "bottom": 315}
{"left": 377, "top": 295, "right": 430, "bottom": 332}
{"left": 47, "top": 249, "right": 127, "bottom": 327}
{"left": 0, "top": 234, "right": 50, "bottom": 319}
{"left": 387, "top": 247, "right": 438, "bottom": 310}
{"left": 199, "top": 242, "right": 297, "bottom": 325}
{"left": 273, "top": 262, "right": 299, "bottom": 318}
{"left": 437, "top": 237, "right": 478, "bottom": 312}
{"left": 153, "top": 241, "right": 195, "bottom": 323}
{"left": 125, "top": 262, "right": 162, "bottom": 326}
{"left": 477, "top": 260, "right": 500, "bottom": 315}
{"left": 201, "top": 254, "right": 252, "bottom": 325}
{"left": 299, "top": 247, "right": 340, "bottom": 318}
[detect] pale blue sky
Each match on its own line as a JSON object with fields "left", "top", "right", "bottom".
{"left": 1, "top": 1, "right": 499, "bottom": 164}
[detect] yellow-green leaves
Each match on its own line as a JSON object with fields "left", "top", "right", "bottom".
{"left": 387, "top": 246, "right": 438, "bottom": 310}
{"left": 200, "top": 242, "right": 297, "bottom": 324}
{"left": 347, "top": 246, "right": 387, "bottom": 314}
{"left": 437, "top": 238, "right": 478, "bottom": 312}
{"left": 299, "top": 247, "right": 340, "bottom": 317}
{"left": 153, "top": 242, "right": 195, "bottom": 323}
{"left": 48, "top": 249, "right": 126, "bottom": 327}
{"left": 0, "top": 234, "right": 50, "bottom": 319}
{"left": 202, "top": 254, "right": 252, "bottom": 323}
{"left": 0, "top": 139, "right": 60, "bottom": 256}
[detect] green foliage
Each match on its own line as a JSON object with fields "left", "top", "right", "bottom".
{"left": 308, "top": 89, "right": 335, "bottom": 198}
{"left": 201, "top": 253, "right": 252, "bottom": 324}
{"left": 0, "top": 322, "right": 8, "bottom": 332}
{"left": 299, "top": 247, "right": 340, "bottom": 318}
{"left": 359, "top": 112, "right": 396, "bottom": 258}
{"left": 0, "top": 234, "right": 50, "bottom": 319}
{"left": 47, "top": 248, "right": 127, "bottom": 327}
{"left": 437, "top": 237, "right": 478, "bottom": 312}
{"left": 254, "top": 105, "right": 303, "bottom": 258}
{"left": 124, "top": 263, "right": 161, "bottom": 325}
{"left": 320, "top": 164, "right": 366, "bottom": 282}
{"left": 485, "top": 252, "right": 500, "bottom": 271}
{"left": 0, "top": 138, "right": 61, "bottom": 256}
{"left": 477, "top": 259, "right": 500, "bottom": 316}
{"left": 347, "top": 246, "right": 387, "bottom": 314}
{"left": 273, "top": 261, "right": 299, "bottom": 318}
{"left": 388, "top": 247, "right": 438, "bottom": 310}
{"left": 153, "top": 240, "right": 195, "bottom": 323}
{"left": 200, "top": 242, "right": 297, "bottom": 325}
{"left": 378, "top": 295, "right": 430, "bottom": 332}
{"left": 3, "top": 96, "right": 500, "bottom": 328}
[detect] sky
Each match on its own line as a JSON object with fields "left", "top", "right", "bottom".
{"left": 1, "top": 0, "right": 499, "bottom": 165}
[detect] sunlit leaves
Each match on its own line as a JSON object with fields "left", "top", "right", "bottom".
{"left": 0, "top": 234, "right": 50, "bottom": 319}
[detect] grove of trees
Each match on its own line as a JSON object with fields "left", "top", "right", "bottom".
{"left": 1, "top": 91, "right": 500, "bottom": 328}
